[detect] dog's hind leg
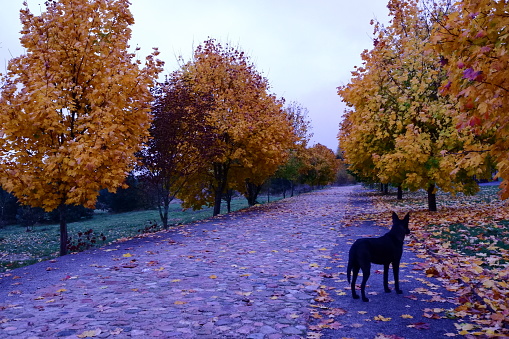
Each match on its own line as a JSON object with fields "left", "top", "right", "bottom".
{"left": 360, "top": 263, "right": 371, "bottom": 302}
{"left": 393, "top": 261, "right": 403, "bottom": 294}
{"left": 383, "top": 263, "right": 391, "bottom": 293}
{"left": 351, "top": 266, "right": 360, "bottom": 299}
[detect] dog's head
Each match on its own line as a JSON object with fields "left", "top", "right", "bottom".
{"left": 392, "top": 211, "right": 410, "bottom": 236}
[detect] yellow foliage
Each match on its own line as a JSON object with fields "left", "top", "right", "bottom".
{"left": 338, "top": 0, "right": 490, "bottom": 200}
{"left": 432, "top": 0, "right": 509, "bottom": 198}
{"left": 175, "top": 39, "right": 296, "bottom": 212}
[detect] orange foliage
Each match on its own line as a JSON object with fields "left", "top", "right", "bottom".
{"left": 432, "top": 0, "right": 509, "bottom": 198}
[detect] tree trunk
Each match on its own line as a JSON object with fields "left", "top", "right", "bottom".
{"left": 59, "top": 204, "right": 68, "bottom": 256}
{"left": 226, "top": 197, "right": 231, "bottom": 213}
{"left": 213, "top": 163, "right": 229, "bottom": 216}
{"left": 427, "top": 184, "right": 437, "bottom": 212}
{"left": 245, "top": 180, "right": 262, "bottom": 206}
{"left": 267, "top": 179, "right": 270, "bottom": 203}
{"left": 158, "top": 200, "right": 170, "bottom": 229}
{"left": 397, "top": 185, "right": 403, "bottom": 200}
{"left": 213, "top": 190, "right": 222, "bottom": 216}
{"left": 223, "top": 189, "right": 234, "bottom": 213}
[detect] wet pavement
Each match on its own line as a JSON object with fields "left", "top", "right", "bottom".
{"left": 0, "top": 186, "right": 459, "bottom": 338}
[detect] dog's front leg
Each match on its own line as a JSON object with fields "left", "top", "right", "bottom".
{"left": 383, "top": 263, "right": 391, "bottom": 293}
{"left": 393, "top": 261, "right": 403, "bottom": 294}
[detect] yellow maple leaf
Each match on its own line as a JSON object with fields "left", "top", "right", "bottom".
{"left": 374, "top": 315, "right": 392, "bottom": 322}
{"left": 122, "top": 253, "right": 132, "bottom": 258}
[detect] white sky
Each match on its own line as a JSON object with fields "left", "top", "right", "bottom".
{"left": 0, "top": 0, "right": 390, "bottom": 151}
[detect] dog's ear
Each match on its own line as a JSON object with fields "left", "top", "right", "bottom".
{"left": 392, "top": 211, "right": 398, "bottom": 222}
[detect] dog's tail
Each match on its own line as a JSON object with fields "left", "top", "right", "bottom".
{"left": 347, "top": 259, "right": 352, "bottom": 284}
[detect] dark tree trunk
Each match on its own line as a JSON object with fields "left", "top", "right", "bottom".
{"left": 213, "top": 163, "right": 229, "bottom": 216}
{"left": 246, "top": 180, "right": 262, "bottom": 206}
{"left": 158, "top": 199, "right": 170, "bottom": 229}
{"left": 397, "top": 185, "right": 403, "bottom": 200}
{"left": 59, "top": 204, "right": 68, "bottom": 256}
{"left": 382, "top": 183, "right": 389, "bottom": 195}
{"left": 223, "top": 189, "right": 234, "bottom": 213}
{"left": 157, "top": 185, "right": 170, "bottom": 229}
{"left": 213, "top": 190, "right": 222, "bottom": 216}
{"left": 427, "top": 184, "right": 437, "bottom": 212}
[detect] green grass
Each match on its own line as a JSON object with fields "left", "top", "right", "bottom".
{"left": 377, "top": 184, "right": 501, "bottom": 209}
{"left": 436, "top": 221, "right": 509, "bottom": 266}
{"left": 0, "top": 196, "right": 280, "bottom": 272}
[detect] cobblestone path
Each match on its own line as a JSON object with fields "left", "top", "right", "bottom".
{"left": 1, "top": 187, "right": 354, "bottom": 338}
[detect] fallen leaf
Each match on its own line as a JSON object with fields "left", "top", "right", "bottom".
{"left": 77, "top": 329, "right": 101, "bottom": 338}
{"left": 408, "top": 322, "right": 431, "bottom": 330}
{"left": 374, "top": 315, "right": 392, "bottom": 322}
{"left": 122, "top": 253, "right": 132, "bottom": 258}
{"left": 110, "top": 328, "right": 123, "bottom": 335}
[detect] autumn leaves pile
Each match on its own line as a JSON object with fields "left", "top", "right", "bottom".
{"left": 338, "top": 0, "right": 508, "bottom": 210}
{"left": 0, "top": 0, "right": 338, "bottom": 256}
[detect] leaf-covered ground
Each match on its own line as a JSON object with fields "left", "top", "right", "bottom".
{"left": 0, "top": 197, "right": 259, "bottom": 272}
{"left": 372, "top": 184, "right": 509, "bottom": 337}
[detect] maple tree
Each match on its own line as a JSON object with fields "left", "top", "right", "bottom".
{"left": 274, "top": 101, "right": 313, "bottom": 197}
{"left": 300, "top": 144, "right": 340, "bottom": 187}
{"left": 0, "top": 0, "right": 162, "bottom": 255}
{"left": 175, "top": 39, "right": 296, "bottom": 215}
{"left": 138, "top": 71, "right": 214, "bottom": 228}
{"left": 338, "top": 0, "right": 490, "bottom": 211}
{"left": 430, "top": 0, "right": 509, "bottom": 198}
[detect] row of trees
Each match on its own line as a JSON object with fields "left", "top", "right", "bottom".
{"left": 0, "top": 0, "right": 339, "bottom": 255}
{"left": 338, "top": 0, "right": 505, "bottom": 210}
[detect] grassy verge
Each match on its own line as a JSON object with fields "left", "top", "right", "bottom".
{"left": 369, "top": 185, "right": 509, "bottom": 337}
{"left": 0, "top": 196, "right": 282, "bottom": 272}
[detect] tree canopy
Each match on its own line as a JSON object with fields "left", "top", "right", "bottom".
{"left": 431, "top": 0, "right": 508, "bottom": 198}
{"left": 338, "top": 0, "right": 491, "bottom": 210}
{"left": 172, "top": 39, "right": 297, "bottom": 215}
{"left": 0, "top": 0, "right": 162, "bottom": 254}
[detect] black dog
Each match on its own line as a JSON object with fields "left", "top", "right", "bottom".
{"left": 347, "top": 212, "right": 410, "bottom": 302}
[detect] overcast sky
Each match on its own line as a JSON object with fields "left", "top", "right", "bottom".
{"left": 0, "top": 0, "right": 390, "bottom": 151}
